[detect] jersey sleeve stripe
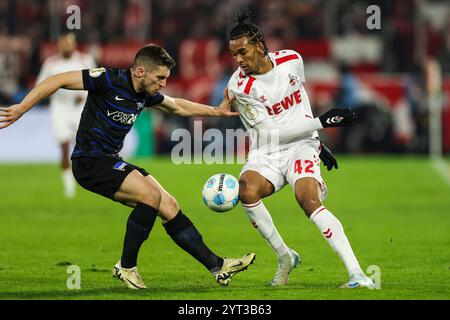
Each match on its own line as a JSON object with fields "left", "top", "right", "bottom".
{"left": 275, "top": 54, "right": 299, "bottom": 65}
{"left": 243, "top": 76, "right": 256, "bottom": 95}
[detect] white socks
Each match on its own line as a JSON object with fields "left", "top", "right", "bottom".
{"left": 310, "top": 206, "right": 363, "bottom": 276}
{"left": 62, "top": 168, "right": 76, "bottom": 198}
{"left": 242, "top": 200, "right": 289, "bottom": 257}
{"left": 242, "top": 200, "right": 363, "bottom": 277}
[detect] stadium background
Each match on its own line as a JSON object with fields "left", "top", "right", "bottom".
{"left": 0, "top": 0, "right": 449, "bottom": 301}
{"left": 0, "top": 0, "right": 449, "bottom": 160}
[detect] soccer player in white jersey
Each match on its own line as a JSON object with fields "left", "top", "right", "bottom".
{"left": 227, "top": 10, "right": 375, "bottom": 289}
{"left": 36, "top": 32, "right": 96, "bottom": 198}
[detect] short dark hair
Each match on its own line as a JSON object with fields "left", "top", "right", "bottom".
{"left": 229, "top": 8, "right": 268, "bottom": 54}
{"left": 133, "top": 44, "right": 176, "bottom": 70}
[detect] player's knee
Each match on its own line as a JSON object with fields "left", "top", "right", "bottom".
{"left": 161, "top": 193, "right": 180, "bottom": 215}
{"left": 239, "top": 179, "right": 261, "bottom": 204}
{"left": 138, "top": 187, "right": 162, "bottom": 210}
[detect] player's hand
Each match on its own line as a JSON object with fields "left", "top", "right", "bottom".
{"left": 216, "top": 88, "right": 239, "bottom": 117}
{"left": 319, "top": 142, "right": 338, "bottom": 171}
{"left": 0, "top": 104, "right": 26, "bottom": 129}
{"left": 319, "top": 107, "right": 357, "bottom": 128}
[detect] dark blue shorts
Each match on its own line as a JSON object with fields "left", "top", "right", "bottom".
{"left": 72, "top": 155, "right": 149, "bottom": 200}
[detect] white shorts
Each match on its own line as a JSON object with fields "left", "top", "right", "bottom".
{"left": 240, "top": 139, "right": 328, "bottom": 200}
{"left": 50, "top": 105, "right": 83, "bottom": 143}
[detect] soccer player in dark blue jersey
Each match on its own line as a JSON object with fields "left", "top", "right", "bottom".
{"left": 0, "top": 44, "right": 255, "bottom": 289}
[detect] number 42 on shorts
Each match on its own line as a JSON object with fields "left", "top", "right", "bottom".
{"left": 294, "top": 159, "right": 315, "bottom": 174}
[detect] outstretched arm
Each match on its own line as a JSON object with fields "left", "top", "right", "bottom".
{"left": 256, "top": 107, "right": 357, "bottom": 145}
{"left": 155, "top": 88, "right": 238, "bottom": 117}
{"left": 0, "top": 71, "right": 83, "bottom": 129}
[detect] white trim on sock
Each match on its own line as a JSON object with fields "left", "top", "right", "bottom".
{"left": 310, "top": 205, "right": 326, "bottom": 221}
{"left": 242, "top": 200, "right": 262, "bottom": 210}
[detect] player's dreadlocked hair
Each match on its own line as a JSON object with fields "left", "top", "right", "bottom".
{"left": 229, "top": 8, "right": 268, "bottom": 55}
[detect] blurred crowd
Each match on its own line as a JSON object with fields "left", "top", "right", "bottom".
{"left": 1, "top": 0, "right": 449, "bottom": 80}
{"left": 0, "top": 0, "right": 449, "bottom": 154}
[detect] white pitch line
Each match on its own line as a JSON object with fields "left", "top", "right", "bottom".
{"left": 431, "top": 156, "right": 450, "bottom": 186}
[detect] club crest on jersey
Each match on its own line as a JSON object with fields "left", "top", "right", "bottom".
{"left": 89, "top": 67, "right": 106, "bottom": 78}
{"left": 136, "top": 101, "right": 144, "bottom": 110}
{"left": 243, "top": 104, "right": 258, "bottom": 120}
{"left": 113, "top": 161, "right": 127, "bottom": 171}
{"left": 288, "top": 73, "right": 300, "bottom": 86}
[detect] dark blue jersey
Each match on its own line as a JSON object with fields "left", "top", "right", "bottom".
{"left": 71, "top": 67, "right": 164, "bottom": 158}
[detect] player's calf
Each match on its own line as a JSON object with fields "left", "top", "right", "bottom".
{"left": 294, "top": 178, "right": 366, "bottom": 283}
{"left": 294, "top": 178, "right": 323, "bottom": 217}
{"left": 296, "top": 197, "right": 322, "bottom": 217}
{"left": 155, "top": 191, "right": 180, "bottom": 222}
{"left": 163, "top": 211, "right": 225, "bottom": 273}
{"left": 120, "top": 203, "right": 158, "bottom": 268}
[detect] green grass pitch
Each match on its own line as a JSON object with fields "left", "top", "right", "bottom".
{"left": 0, "top": 156, "right": 449, "bottom": 300}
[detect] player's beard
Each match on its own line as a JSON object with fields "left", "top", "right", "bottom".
{"left": 140, "top": 79, "right": 153, "bottom": 94}
{"left": 145, "top": 83, "right": 159, "bottom": 95}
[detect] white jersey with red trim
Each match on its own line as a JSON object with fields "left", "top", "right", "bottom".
{"left": 227, "top": 49, "right": 318, "bottom": 152}
{"left": 37, "top": 51, "right": 96, "bottom": 109}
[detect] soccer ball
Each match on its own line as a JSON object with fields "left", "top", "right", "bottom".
{"left": 202, "top": 173, "right": 240, "bottom": 212}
